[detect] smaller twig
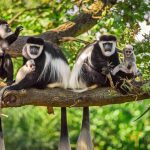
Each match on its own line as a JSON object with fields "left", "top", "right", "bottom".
{"left": 107, "top": 74, "right": 115, "bottom": 89}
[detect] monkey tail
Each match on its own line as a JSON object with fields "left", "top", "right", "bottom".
{"left": 0, "top": 86, "right": 5, "bottom": 150}
{"left": 0, "top": 118, "right": 5, "bottom": 150}
{"left": 134, "top": 106, "right": 150, "bottom": 121}
{"left": 77, "top": 107, "right": 93, "bottom": 150}
{"left": 58, "top": 107, "right": 71, "bottom": 150}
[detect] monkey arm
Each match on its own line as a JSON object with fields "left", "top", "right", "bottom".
{"left": 111, "top": 64, "right": 128, "bottom": 75}
{"left": 111, "top": 66, "right": 120, "bottom": 75}
{"left": 5, "top": 26, "right": 23, "bottom": 45}
{"left": 132, "top": 63, "right": 138, "bottom": 76}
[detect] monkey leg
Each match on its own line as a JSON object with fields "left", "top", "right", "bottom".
{"left": 72, "top": 84, "right": 98, "bottom": 93}
{"left": 47, "top": 82, "right": 63, "bottom": 88}
{"left": 0, "top": 82, "right": 7, "bottom": 87}
{"left": 58, "top": 107, "right": 71, "bottom": 150}
{"left": 77, "top": 107, "right": 93, "bottom": 150}
{"left": 0, "top": 73, "right": 37, "bottom": 103}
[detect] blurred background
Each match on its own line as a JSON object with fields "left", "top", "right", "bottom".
{"left": 0, "top": 0, "right": 150, "bottom": 149}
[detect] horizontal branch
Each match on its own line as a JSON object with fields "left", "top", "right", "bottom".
{"left": 1, "top": 86, "right": 149, "bottom": 109}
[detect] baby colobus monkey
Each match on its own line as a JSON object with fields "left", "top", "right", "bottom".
{"left": 15, "top": 59, "right": 35, "bottom": 83}
{"left": 111, "top": 45, "right": 141, "bottom": 78}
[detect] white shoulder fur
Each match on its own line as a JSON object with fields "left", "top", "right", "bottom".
{"left": 69, "top": 44, "right": 94, "bottom": 89}
{"left": 38, "top": 51, "right": 70, "bottom": 89}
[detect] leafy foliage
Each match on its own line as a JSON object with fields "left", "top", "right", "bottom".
{"left": 0, "top": 0, "right": 149, "bottom": 150}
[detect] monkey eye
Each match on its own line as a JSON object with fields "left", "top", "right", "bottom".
{"left": 126, "top": 51, "right": 131, "bottom": 54}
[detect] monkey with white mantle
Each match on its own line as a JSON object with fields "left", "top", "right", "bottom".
{"left": 70, "top": 35, "right": 133, "bottom": 150}
{"left": 0, "top": 37, "right": 71, "bottom": 150}
{"left": 0, "top": 19, "right": 23, "bottom": 150}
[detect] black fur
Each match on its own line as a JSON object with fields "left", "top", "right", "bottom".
{"left": 99, "top": 34, "right": 117, "bottom": 41}
{"left": 27, "top": 37, "right": 44, "bottom": 45}
{"left": 0, "top": 20, "right": 7, "bottom": 25}
{"left": 0, "top": 54, "right": 13, "bottom": 85}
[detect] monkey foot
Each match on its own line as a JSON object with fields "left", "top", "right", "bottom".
{"left": 0, "top": 82, "right": 7, "bottom": 87}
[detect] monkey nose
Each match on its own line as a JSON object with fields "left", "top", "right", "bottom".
{"left": 105, "top": 45, "right": 111, "bottom": 51}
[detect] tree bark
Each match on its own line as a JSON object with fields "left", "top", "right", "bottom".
{"left": 1, "top": 86, "right": 149, "bottom": 108}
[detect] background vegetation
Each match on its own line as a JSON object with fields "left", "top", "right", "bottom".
{"left": 0, "top": 0, "right": 149, "bottom": 149}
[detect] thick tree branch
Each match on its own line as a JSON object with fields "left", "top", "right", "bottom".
{"left": 7, "top": 0, "right": 117, "bottom": 57}
{"left": 1, "top": 86, "right": 149, "bottom": 109}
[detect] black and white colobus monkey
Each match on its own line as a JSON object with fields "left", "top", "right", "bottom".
{"left": 70, "top": 35, "right": 131, "bottom": 150}
{"left": 0, "top": 19, "right": 23, "bottom": 85}
{"left": 0, "top": 19, "right": 23, "bottom": 150}
{"left": 0, "top": 37, "right": 71, "bottom": 150}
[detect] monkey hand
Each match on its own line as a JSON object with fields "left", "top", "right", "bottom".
{"left": 15, "top": 26, "right": 23, "bottom": 36}
{"left": 101, "top": 66, "right": 110, "bottom": 75}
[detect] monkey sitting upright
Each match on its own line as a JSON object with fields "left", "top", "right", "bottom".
{"left": 111, "top": 44, "right": 141, "bottom": 78}
{"left": 0, "top": 19, "right": 23, "bottom": 85}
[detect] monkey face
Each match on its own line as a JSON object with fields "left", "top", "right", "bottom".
{"left": 25, "top": 60, "right": 36, "bottom": 72}
{"left": 124, "top": 45, "right": 134, "bottom": 58}
{"left": 0, "top": 24, "right": 12, "bottom": 39}
{"left": 124, "top": 49, "right": 133, "bottom": 57}
{"left": 22, "top": 44, "right": 44, "bottom": 59}
{"left": 99, "top": 41, "right": 116, "bottom": 57}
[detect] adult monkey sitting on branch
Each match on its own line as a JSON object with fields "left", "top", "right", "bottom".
{"left": 70, "top": 35, "right": 135, "bottom": 150}
{"left": 0, "top": 37, "right": 71, "bottom": 150}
